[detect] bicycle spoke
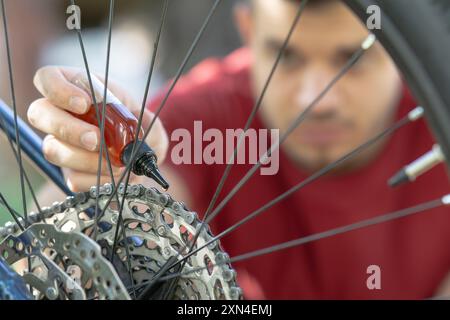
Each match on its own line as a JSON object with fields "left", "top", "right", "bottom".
{"left": 203, "top": 0, "right": 309, "bottom": 221}
{"left": 202, "top": 0, "right": 309, "bottom": 225}
{"left": 141, "top": 0, "right": 222, "bottom": 138}
{"left": 111, "top": 0, "right": 224, "bottom": 298}
{"left": 108, "top": 0, "right": 222, "bottom": 190}
{"left": 0, "top": 0, "right": 28, "bottom": 223}
{"left": 110, "top": 0, "right": 169, "bottom": 265}
{"left": 226, "top": 197, "right": 446, "bottom": 267}
{"left": 96, "top": 0, "right": 222, "bottom": 224}
{"left": 113, "top": 213, "right": 136, "bottom": 298}
{"left": 96, "top": 0, "right": 137, "bottom": 298}
{"left": 69, "top": 0, "right": 116, "bottom": 233}
{"left": 111, "top": 0, "right": 223, "bottom": 194}
{"left": 164, "top": 0, "right": 309, "bottom": 298}
{"left": 93, "top": 0, "right": 115, "bottom": 241}
{"left": 0, "top": 193, "right": 24, "bottom": 232}
{"left": 170, "top": 111, "right": 417, "bottom": 267}
{"left": 156, "top": 196, "right": 447, "bottom": 282}
{"left": 69, "top": 0, "right": 137, "bottom": 296}
{"left": 92, "top": 1, "right": 137, "bottom": 298}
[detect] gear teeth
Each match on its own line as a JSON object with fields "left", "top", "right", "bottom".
{"left": 0, "top": 183, "right": 243, "bottom": 300}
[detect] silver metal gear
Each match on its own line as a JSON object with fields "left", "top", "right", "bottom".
{"left": 0, "top": 183, "right": 242, "bottom": 300}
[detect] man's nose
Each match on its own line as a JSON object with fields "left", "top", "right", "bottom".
{"left": 295, "top": 67, "right": 341, "bottom": 116}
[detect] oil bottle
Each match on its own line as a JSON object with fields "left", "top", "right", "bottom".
{"left": 70, "top": 72, "right": 169, "bottom": 190}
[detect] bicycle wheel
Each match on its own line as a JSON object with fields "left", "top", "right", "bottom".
{"left": 0, "top": 0, "right": 449, "bottom": 300}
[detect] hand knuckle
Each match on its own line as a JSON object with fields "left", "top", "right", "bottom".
{"left": 27, "top": 100, "right": 40, "bottom": 126}
{"left": 33, "top": 68, "right": 45, "bottom": 88}
{"left": 42, "top": 136, "right": 58, "bottom": 163}
{"left": 57, "top": 125, "right": 68, "bottom": 142}
{"left": 47, "top": 89, "right": 60, "bottom": 104}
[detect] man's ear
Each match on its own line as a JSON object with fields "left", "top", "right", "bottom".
{"left": 233, "top": 3, "right": 253, "bottom": 46}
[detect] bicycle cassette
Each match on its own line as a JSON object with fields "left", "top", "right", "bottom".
{"left": 0, "top": 183, "right": 242, "bottom": 300}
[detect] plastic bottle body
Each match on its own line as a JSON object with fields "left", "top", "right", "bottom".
{"left": 75, "top": 102, "right": 142, "bottom": 167}
{"left": 69, "top": 72, "right": 169, "bottom": 189}
{"left": 70, "top": 73, "right": 142, "bottom": 167}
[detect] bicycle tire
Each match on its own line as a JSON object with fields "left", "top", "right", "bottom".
{"left": 345, "top": 0, "right": 450, "bottom": 172}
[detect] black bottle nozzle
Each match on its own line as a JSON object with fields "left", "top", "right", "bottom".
{"left": 121, "top": 141, "right": 170, "bottom": 190}
{"left": 139, "top": 156, "right": 170, "bottom": 190}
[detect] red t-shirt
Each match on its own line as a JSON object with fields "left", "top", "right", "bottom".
{"left": 149, "top": 48, "right": 450, "bottom": 299}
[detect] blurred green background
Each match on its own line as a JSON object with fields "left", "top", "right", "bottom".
{"left": 0, "top": 145, "right": 45, "bottom": 225}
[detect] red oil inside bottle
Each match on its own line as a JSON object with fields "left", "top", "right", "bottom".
{"left": 69, "top": 72, "right": 169, "bottom": 189}
{"left": 74, "top": 102, "right": 143, "bottom": 167}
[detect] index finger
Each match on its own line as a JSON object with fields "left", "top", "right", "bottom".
{"left": 33, "top": 66, "right": 92, "bottom": 114}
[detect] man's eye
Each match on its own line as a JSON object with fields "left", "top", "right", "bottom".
{"left": 264, "top": 42, "right": 305, "bottom": 69}
{"left": 280, "top": 49, "right": 303, "bottom": 68}
{"left": 335, "top": 52, "right": 356, "bottom": 66}
{"left": 335, "top": 50, "right": 369, "bottom": 69}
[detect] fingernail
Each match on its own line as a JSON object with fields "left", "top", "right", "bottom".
{"left": 81, "top": 131, "right": 98, "bottom": 151}
{"left": 69, "top": 96, "right": 88, "bottom": 113}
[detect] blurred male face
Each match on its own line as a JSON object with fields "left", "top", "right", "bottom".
{"left": 235, "top": 0, "right": 402, "bottom": 173}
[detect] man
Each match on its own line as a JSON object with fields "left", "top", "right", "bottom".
{"left": 28, "top": 0, "right": 450, "bottom": 299}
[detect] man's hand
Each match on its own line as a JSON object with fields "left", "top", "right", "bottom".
{"left": 28, "top": 66, "right": 169, "bottom": 192}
